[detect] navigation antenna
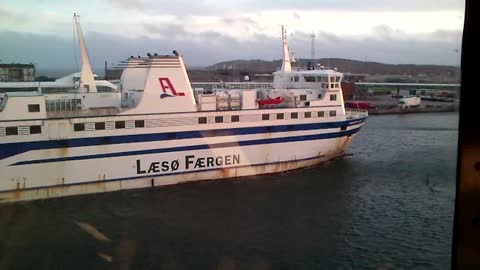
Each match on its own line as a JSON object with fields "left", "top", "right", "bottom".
{"left": 278, "top": 25, "right": 292, "bottom": 72}
{"left": 310, "top": 32, "right": 315, "bottom": 60}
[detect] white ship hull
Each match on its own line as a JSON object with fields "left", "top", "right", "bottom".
{"left": 0, "top": 18, "right": 368, "bottom": 203}
{"left": 0, "top": 110, "right": 365, "bottom": 203}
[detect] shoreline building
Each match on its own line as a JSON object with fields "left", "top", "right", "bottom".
{"left": 0, "top": 63, "right": 35, "bottom": 82}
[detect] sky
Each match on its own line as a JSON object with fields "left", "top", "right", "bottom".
{"left": 0, "top": 0, "right": 465, "bottom": 73}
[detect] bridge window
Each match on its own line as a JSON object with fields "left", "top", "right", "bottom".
{"left": 45, "top": 99, "right": 79, "bottom": 112}
{"left": 330, "top": 94, "right": 337, "bottom": 101}
{"left": 135, "top": 120, "right": 145, "bottom": 128}
{"left": 336, "top": 76, "right": 341, "bottom": 82}
{"left": 215, "top": 116, "right": 223, "bottom": 123}
{"left": 317, "top": 76, "right": 328, "bottom": 82}
{"left": 74, "top": 123, "right": 85, "bottom": 131}
{"left": 95, "top": 122, "right": 106, "bottom": 130}
{"left": 304, "top": 76, "right": 316, "bottom": 82}
{"left": 198, "top": 117, "right": 207, "bottom": 124}
{"left": 29, "top": 125, "right": 41, "bottom": 134}
{"left": 115, "top": 121, "right": 126, "bottom": 129}
{"left": 28, "top": 104, "right": 40, "bottom": 112}
{"left": 262, "top": 114, "right": 270, "bottom": 120}
{"left": 6, "top": 126, "right": 18, "bottom": 136}
{"left": 330, "top": 110, "right": 337, "bottom": 117}
{"left": 97, "top": 86, "right": 116, "bottom": 92}
{"left": 291, "top": 112, "right": 298, "bottom": 119}
{"left": 305, "top": 112, "right": 311, "bottom": 118}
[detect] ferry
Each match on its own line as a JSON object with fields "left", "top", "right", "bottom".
{"left": 0, "top": 72, "right": 118, "bottom": 94}
{"left": 0, "top": 15, "right": 368, "bottom": 202}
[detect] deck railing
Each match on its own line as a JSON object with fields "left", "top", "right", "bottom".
{"left": 345, "top": 108, "right": 369, "bottom": 119}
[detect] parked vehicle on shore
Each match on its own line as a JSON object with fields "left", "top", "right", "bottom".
{"left": 398, "top": 96, "right": 421, "bottom": 108}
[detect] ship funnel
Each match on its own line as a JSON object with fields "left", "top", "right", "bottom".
{"left": 121, "top": 53, "right": 197, "bottom": 114}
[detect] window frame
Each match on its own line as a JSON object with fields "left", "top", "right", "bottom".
{"left": 231, "top": 115, "right": 240, "bottom": 122}
{"left": 29, "top": 125, "right": 42, "bottom": 134}
{"left": 198, "top": 117, "right": 207, "bottom": 124}
{"left": 28, "top": 104, "right": 40, "bottom": 112}
{"left": 215, "top": 116, "right": 224, "bottom": 123}
{"left": 74, "top": 123, "right": 85, "bottom": 132}
{"left": 5, "top": 126, "right": 18, "bottom": 136}
{"left": 95, "top": 122, "right": 106, "bottom": 130}
{"left": 115, "top": 121, "right": 126, "bottom": 129}
{"left": 134, "top": 120, "right": 145, "bottom": 128}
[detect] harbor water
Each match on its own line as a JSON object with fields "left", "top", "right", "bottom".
{"left": 0, "top": 112, "right": 458, "bottom": 269}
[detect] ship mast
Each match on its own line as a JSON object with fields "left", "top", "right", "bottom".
{"left": 280, "top": 25, "right": 292, "bottom": 72}
{"left": 74, "top": 13, "right": 97, "bottom": 93}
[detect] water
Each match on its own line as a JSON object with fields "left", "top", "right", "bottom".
{"left": 0, "top": 112, "right": 458, "bottom": 269}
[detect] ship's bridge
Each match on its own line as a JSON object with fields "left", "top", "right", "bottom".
{"left": 272, "top": 67, "right": 343, "bottom": 90}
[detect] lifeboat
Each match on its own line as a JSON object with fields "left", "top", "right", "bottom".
{"left": 258, "top": 96, "right": 284, "bottom": 106}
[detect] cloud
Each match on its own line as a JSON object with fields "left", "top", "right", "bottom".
{"left": 143, "top": 23, "right": 188, "bottom": 38}
{"left": 0, "top": 7, "right": 10, "bottom": 18}
{"left": 293, "top": 12, "right": 301, "bottom": 20}
{"left": 107, "top": 0, "right": 234, "bottom": 15}
{"left": 243, "top": 0, "right": 464, "bottom": 12}
{"left": 0, "top": 22, "right": 462, "bottom": 77}
{"left": 106, "top": 0, "right": 147, "bottom": 10}
{"left": 104, "top": 0, "right": 464, "bottom": 16}
{"left": 371, "top": 24, "right": 407, "bottom": 40}
{"left": 0, "top": 6, "right": 29, "bottom": 25}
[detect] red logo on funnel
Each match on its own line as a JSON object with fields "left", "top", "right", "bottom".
{"left": 159, "top": 78, "right": 185, "bottom": 98}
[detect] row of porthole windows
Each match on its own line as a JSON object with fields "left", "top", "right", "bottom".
{"left": 292, "top": 76, "right": 341, "bottom": 83}
{"left": 299, "top": 94, "right": 337, "bottom": 101}
{"left": 71, "top": 110, "right": 339, "bottom": 131}
{"left": 198, "top": 111, "right": 338, "bottom": 124}
{"left": 198, "top": 115, "right": 240, "bottom": 124}
{"left": 73, "top": 120, "right": 145, "bottom": 132}
{"left": 263, "top": 111, "right": 336, "bottom": 120}
{"left": 2, "top": 125, "right": 42, "bottom": 136}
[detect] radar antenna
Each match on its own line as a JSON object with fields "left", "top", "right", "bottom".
{"left": 278, "top": 25, "right": 292, "bottom": 72}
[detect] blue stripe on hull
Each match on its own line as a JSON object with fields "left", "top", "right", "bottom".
{"left": 0, "top": 117, "right": 365, "bottom": 160}
{"left": 12, "top": 127, "right": 362, "bottom": 166}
